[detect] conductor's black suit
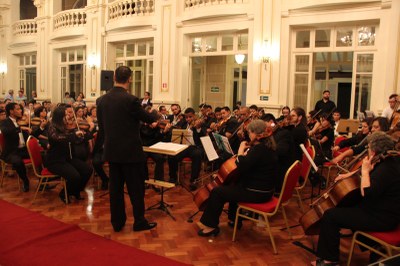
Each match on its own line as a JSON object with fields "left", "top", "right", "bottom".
{"left": 97, "top": 86, "right": 157, "bottom": 231}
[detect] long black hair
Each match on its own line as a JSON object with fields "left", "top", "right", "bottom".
{"left": 51, "top": 106, "right": 66, "bottom": 132}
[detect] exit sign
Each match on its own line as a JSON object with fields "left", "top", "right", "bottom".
{"left": 260, "top": 96, "right": 269, "bottom": 101}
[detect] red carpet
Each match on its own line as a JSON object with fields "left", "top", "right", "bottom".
{"left": 0, "top": 200, "right": 189, "bottom": 266}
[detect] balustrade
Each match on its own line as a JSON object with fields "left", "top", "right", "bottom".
{"left": 13, "top": 20, "right": 37, "bottom": 36}
{"left": 108, "top": 0, "right": 155, "bottom": 21}
{"left": 54, "top": 9, "right": 87, "bottom": 30}
{"left": 184, "top": 0, "right": 248, "bottom": 9}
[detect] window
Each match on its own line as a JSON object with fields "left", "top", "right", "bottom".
{"left": 114, "top": 40, "right": 155, "bottom": 96}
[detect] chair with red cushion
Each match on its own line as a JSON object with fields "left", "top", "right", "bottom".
{"left": 0, "top": 132, "right": 32, "bottom": 190}
{"left": 232, "top": 160, "right": 302, "bottom": 254}
{"left": 347, "top": 225, "right": 400, "bottom": 265}
{"left": 294, "top": 145, "right": 315, "bottom": 212}
{"left": 26, "top": 136, "right": 68, "bottom": 204}
{"left": 322, "top": 136, "right": 349, "bottom": 183}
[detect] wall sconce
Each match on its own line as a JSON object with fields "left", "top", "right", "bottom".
{"left": 87, "top": 53, "right": 99, "bottom": 69}
{"left": 0, "top": 62, "right": 7, "bottom": 77}
{"left": 261, "top": 40, "right": 271, "bottom": 64}
{"left": 235, "top": 34, "right": 246, "bottom": 65}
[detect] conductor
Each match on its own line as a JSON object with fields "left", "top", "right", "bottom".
{"left": 97, "top": 66, "right": 158, "bottom": 232}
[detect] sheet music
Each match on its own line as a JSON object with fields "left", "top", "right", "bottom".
{"left": 212, "top": 133, "right": 234, "bottom": 155}
{"left": 149, "top": 142, "right": 188, "bottom": 153}
{"left": 300, "top": 144, "right": 318, "bottom": 172}
{"left": 171, "top": 129, "right": 194, "bottom": 146}
{"left": 200, "top": 136, "right": 219, "bottom": 161}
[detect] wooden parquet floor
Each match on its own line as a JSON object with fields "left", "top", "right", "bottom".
{"left": 0, "top": 168, "right": 369, "bottom": 266}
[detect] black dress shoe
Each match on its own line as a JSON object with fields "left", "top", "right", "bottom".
{"left": 22, "top": 180, "right": 30, "bottom": 192}
{"left": 113, "top": 224, "right": 125, "bottom": 232}
{"left": 133, "top": 221, "right": 157, "bottom": 232}
{"left": 228, "top": 220, "right": 242, "bottom": 230}
{"left": 198, "top": 227, "right": 220, "bottom": 237}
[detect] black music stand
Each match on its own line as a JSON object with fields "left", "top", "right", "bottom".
{"left": 337, "top": 119, "right": 359, "bottom": 135}
{"left": 171, "top": 129, "right": 194, "bottom": 145}
{"left": 145, "top": 179, "right": 176, "bottom": 220}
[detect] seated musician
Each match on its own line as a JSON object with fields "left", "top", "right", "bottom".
{"left": 236, "top": 106, "right": 251, "bottom": 141}
{"left": 167, "top": 107, "right": 204, "bottom": 190}
{"left": 0, "top": 103, "right": 31, "bottom": 192}
{"left": 45, "top": 106, "right": 93, "bottom": 203}
{"left": 208, "top": 106, "right": 222, "bottom": 134}
{"left": 31, "top": 106, "right": 49, "bottom": 149}
{"left": 217, "top": 106, "right": 240, "bottom": 153}
{"left": 168, "top": 103, "right": 185, "bottom": 129}
{"left": 277, "top": 106, "right": 290, "bottom": 123}
{"left": 331, "top": 117, "right": 389, "bottom": 164}
{"left": 331, "top": 119, "right": 370, "bottom": 154}
{"left": 312, "top": 131, "right": 400, "bottom": 266}
{"left": 289, "top": 107, "right": 308, "bottom": 161}
{"left": 197, "top": 120, "right": 278, "bottom": 237}
{"left": 262, "top": 113, "right": 295, "bottom": 191}
{"left": 312, "top": 113, "right": 335, "bottom": 166}
{"left": 140, "top": 109, "right": 166, "bottom": 182}
{"left": 332, "top": 110, "right": 341, "bottom": 137}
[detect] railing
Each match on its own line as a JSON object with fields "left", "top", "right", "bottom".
{"left": 54, "top": 9, "right": 87, "bottom": 30}
{"left": 13, "top": 20, "right": 37, "bottom": 36}
{"left": 108, "top": 0, "right": 155, "bottom": 21}
{"left": 184, "top": 0, "right": 248, "bottom": 9}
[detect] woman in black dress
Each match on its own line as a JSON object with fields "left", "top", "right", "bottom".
{"left": 45, "top": 106, "right": 92, "bottom": 203}
{"left": 198, "top": 119, "right": 278, "bottom": 236}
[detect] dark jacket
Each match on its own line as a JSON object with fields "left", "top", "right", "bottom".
{"left": 0, "top": 118, "right": 29, "bottom": 160}
{"left": 96, "top": 87, "right": 157, "bottom": 163}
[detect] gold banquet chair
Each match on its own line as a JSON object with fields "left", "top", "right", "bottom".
{"left": 347, "top": 225, "right": 400, "bottom": 266}
{"left": 232, "top": 160, "right": 302, "bottom": 254}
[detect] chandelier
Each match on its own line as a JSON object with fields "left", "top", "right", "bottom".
{"left": 340, "top": 26, "right": 376, "bottom": 46}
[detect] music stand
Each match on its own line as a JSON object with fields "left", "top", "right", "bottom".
{"left": 171, "top": 129, "right": 194, "bottom": 145}
{"left": 337, "top": 119, "right": 359, "bottom": 135}
{"left": 145, "top": 179, "right": 176, "bottom": 220}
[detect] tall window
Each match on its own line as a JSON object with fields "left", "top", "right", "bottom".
{"left": 18, "top": 54, "right": 37, "bottom": 101}
{"left": 114, "top": 40, "right": 154, "bottom": 97}
{"left": 292, "top": 25, "right": 377, "bottom": 118}
{"left": 59, "top": 47, "right": 86, "bottom": 100}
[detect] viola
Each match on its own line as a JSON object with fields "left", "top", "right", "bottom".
{"left": 193, "top": 156, "right": 239, "bottom": 210}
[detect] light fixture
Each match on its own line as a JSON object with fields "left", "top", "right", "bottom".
{"left": 0, "top": 62, "right": 7, "bottom": 77}
{"left": 235, "top": 34, "right": 245, "bottom": 65}
{"left": 87, "top": 53, "right": 98, "bottom": 69}
{"left": 261, "top": 40, "right": 271, "bottom": 64}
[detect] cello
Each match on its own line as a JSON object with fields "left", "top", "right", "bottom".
{"left": 193, "top": 156, "right": 239, "bottom": 210}
{"left": 299, "top": 150, "right": 399, "bottom": 235}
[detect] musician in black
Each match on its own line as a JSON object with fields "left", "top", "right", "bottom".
{"left": 167, "top": 108, "right": 204, "bottom": 190}
{"left": 198, "top": 120, "right": 278, "bottom": 237}
{"left": 262, "top": 114, "right": 295, "bottom": 191}
{"left": 289, "top": 107, "right": 308, "bottom": 161}
{"left": 312, "top": 132, "right": 400, "bottom": 266}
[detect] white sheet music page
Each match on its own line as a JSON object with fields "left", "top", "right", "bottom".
{"left": 220, "top": 135, "right": 234, "bottom": 155}
{"left": 149, "top": 142, "right": 188, "bottom": 153}
{"left": 200, "top": 136, "right": 219, "bottom": 161}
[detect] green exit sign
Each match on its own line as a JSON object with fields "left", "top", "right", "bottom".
{"left": 211, "top": 87, "right": 219, "bottom": 92}
{"left": 260, "top": 96, "right": 269, "bottom": 101}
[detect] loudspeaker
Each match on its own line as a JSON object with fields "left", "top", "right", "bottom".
{"left": 100, "top": 70, "right": 114, "bottom": 91}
